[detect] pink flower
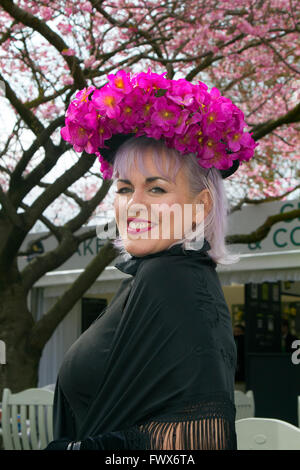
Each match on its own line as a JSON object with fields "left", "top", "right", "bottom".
{"left": 84, "top": 56, "right": 96, "bottom": 68}
{"left": 133, "top": 69, "right": 170, "bottom": 93}
{"left": 40, "top": 7, "right": 53, "bottom": 21}
{"left": 86, "top": 119, "right": 112, "bottom": 153}
{"left": 92, "top": 85, "right": 123, "bottom": 119}
{"left": 62, "top": 48, "right": 76, "bottom": 56}
{"left": 167, "top": 79, "right": 195, "bottom": 107}
{"left": 227, "top": 131, "right": 253, "bottom": 152}
{"left": 60, "top": 125, "right": 71, "bottom": 143}
{"left": 107, "top": 118, "right": 124, "bottom": 134}
{"left": 60, "top": 69, "right": 257, "bottom": 179}
{"left": 107, "top": 70, "right": 132, "bottom": 94}
{"left": 201, "top": 140, "right": 232, "bottom": 170}
{"left": 74, "top": 86, "right": 95, "bottom": 104}
{"left": 171, "top": 124, "right": 203, "bottom": 154}
{"left": 63, "top": 122, "right": 90, "bottom": 151}
{"left": 95, "top": 152, "right": 113, "bottom": 179}
{"left": 203, "top": 98, "right": 234, "bottom": 139}
{"left": 65, "top": 87, "right": 95, "bottom": 125}
{"left": 172, "top": 109, "right": 190, "bottom": 135}
{"left": 62, "top": 75, "right": 74, "bottom": 86}
{"left": 57, "top": 22, "right": 73, "bottom": 35}
{"left": 151, "top": 97, "right": 181, "bottom": 134}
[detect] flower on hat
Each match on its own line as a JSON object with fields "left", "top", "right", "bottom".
{"left": 60, "top": 69, "right": 258, "bottom": 179}
{"left": 107, "top": 70, "right": 132, "bottom": 95}
{"left": 92, "top": 85, "right": 123, "bottom": 119}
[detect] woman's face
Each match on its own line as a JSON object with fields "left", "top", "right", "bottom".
{"left": 113, "top": 147, "right": 211, "bottom": 257}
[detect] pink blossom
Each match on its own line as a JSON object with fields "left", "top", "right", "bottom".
{"left": 95, "top": 152, "right": 113, "bottom": 179}
{"left": 86, "top": 120, "right": 112, "bottom": 153}
{"left": 84, "top": 56, "right": 96, "bottom": 68}
{"left": 60, "top": 69, "right": 258, "bottom": 180}
{"left": 57, "top": 23, "right": 73, "bottom": 35}
{"left": 92, "top": 86, "right": 123, "bottom": 119}
{"left": 82, "top": 2, "right": 93, "bottom": 13}
{"left": 61, "top": 49, "right": 76, "bottom": 56}
{"left": 133, "top": 69, "right": 170, "bottom": 93}
{"left": 62, "top": 122, "right": 89, "bottom": 151}
{"left": 40, "top": 7, "right": 53, "bottom": 21}
{"left": 167, "top": 79, "right": 195, "bottom": 106}
{"left": 227, "top": 131, "right": 254, "bottom": 152}
{"left": 62, "top": 75, "right": 74, "bottom": 85}
{"left": 151, "top": 97, "right": 181, "bottom": 133}
{"left": 201, "top": 140, "right": 233, "bottom": 170}
{"left": 107, "top": 70, "right": 132, "bottom": 94}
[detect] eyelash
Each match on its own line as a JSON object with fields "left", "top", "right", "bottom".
{"left": 115, "top": 187, "right": 166, "bottom": 194}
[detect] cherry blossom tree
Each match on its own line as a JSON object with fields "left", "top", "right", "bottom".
{"left": 0, "top": 0, "right": 299, "bottom": 394}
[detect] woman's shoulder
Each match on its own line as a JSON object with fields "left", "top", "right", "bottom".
{"left": 135, "top": 254, "right": 206, "bottom": 298}
{"left": 138, "top": 252, "right": 211, "bottom": 279}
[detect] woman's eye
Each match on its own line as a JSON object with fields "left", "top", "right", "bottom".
{"left": 115, "top": 188, "right": 130, "bottom": 194}
{"left": 150, "top": 187, "right": 166, "bottom": 193}
{"left": 115, "top": 187, "right": 166, "bottom": 194}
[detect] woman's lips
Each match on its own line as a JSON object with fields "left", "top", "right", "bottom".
{"left": 127, "top": 219, "right": 157, "bottom": 234}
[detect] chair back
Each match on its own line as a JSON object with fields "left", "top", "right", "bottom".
{"left": 1, "top": 387, "right": 54, "bottom": 450}
{"left": 234, "top": 390, "right": 255, "bottom": 420}
{"left": 236, "top": 417, "right": 300, "bottom": 450}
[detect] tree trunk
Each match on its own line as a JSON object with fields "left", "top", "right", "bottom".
{"left": 0, "top": 258, "right": 41, "bottom": 396}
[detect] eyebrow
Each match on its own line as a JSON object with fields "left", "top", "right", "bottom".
{"left": 117, "top": 176, "right": 171, "bottom": 184}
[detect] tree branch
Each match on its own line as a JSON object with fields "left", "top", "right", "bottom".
{"left": 19, "top": 201, "right": 62, "bottom": 241}
{"left": 9, "top": 116, "right": 65, "bottom": 193}
{"left": 28, "top": 239, "right": 119, "bottom": 353}
{"left": 21, "top": 152, "right": 97, "bottom": 233}
{"left": 0, "top": 184, "right": 23, "bottom": 228}
{"left": 0, "top": 73, "right": 44, "bottom": 135}
{"left": 0, "top": 0, "right": 86, "bottom": 89}
{"left": 226, "top": 208, "right": 300, "bottom": 244}
{"left": 64, "top": 178, "right": 113, "bottom": 233}
{"left": 91, "top": 0, "right": 165, "bottom": 59}
{"left": 230, "top": 184, "right": 300, "bottom": 213}
{"left": 251, "top": 102, "right": 300, "bottom": 140}
{"left": 20, "top": 177, "right": 112, "bottom": 290}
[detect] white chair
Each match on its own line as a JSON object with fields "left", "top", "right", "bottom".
{"left": 234, "top": 390, "right": 255, "bottom": 420}
{"left": 1, "top": 387, "right": 54, "bottom": 450}
{"left": 41, "top": 383, "right": 56, "bottom": 392}
{"left": 236, "top": 417, "right": 300, "bottom": 450}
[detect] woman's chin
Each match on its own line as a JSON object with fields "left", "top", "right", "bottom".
{"left": 123, "top": 237, "right": 171, "bottom": 257}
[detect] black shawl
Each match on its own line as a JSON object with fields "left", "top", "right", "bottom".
{"left": 52, "top": 240, "right": 237, "bottom": 450}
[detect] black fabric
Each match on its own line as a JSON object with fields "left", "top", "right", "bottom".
{"left": 52, "top": 239, "right": 237, "bottom": 450}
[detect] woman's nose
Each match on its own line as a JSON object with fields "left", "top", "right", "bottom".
{"left": 127, "top": 190, "right": 150, "bottom": 218}
{"left": 127, "top": 188, "right": 147, "bottom": 206}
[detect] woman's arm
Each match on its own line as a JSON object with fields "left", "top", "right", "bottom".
{"left": 45, "top": 425, "right": 149, "bottom": 450}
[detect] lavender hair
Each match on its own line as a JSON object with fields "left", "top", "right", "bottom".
{"left": 111, "top": 136, "right": 240, "bottom": 265}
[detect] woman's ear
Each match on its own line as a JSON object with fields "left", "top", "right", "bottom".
{"left": 195, "top": 189, "right": 212, "bottom": 219}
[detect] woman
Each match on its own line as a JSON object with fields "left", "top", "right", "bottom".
{"left": 46, "top": 70, "right": 257, "bottom": 450}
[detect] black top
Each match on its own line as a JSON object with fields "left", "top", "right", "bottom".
{"left": 52, "top": 239, "right": 237, "bottom": 450}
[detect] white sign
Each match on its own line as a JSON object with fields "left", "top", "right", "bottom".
{"left": 227, "top": 198, "right": 300, "bottom": 254}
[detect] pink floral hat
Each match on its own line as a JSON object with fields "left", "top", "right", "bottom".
{"left": 61, "top": 69, "right": 258, "bottom": 179}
